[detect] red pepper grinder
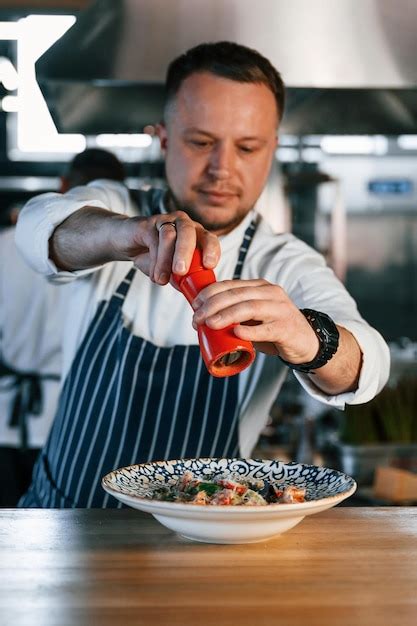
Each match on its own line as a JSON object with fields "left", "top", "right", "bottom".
{"left": 172, "top": 248, "right": 255, "bottom": 378}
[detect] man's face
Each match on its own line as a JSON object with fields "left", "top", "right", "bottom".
{"left": 158, "top": 72, "right": 279, "bottom": 235}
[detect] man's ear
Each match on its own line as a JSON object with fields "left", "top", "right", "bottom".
{"left": 155, "top": 123, "right": 168, "bottom": 153}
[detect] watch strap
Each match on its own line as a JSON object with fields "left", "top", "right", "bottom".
{"left": 279, "top": 309, "right": 339, "bottom": 374}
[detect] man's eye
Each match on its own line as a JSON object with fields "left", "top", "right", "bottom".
{"left": 190, "top": 140, "right": 211, "bottom": 148}
{"left": 239, "top": 145, "right": 256, "bottom": 154}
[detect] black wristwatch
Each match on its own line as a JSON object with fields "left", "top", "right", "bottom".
{"left": 279, "top": 309, "right": 339, "bottom": 374}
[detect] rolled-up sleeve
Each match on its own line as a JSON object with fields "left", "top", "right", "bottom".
{"left": 294, "top": 320, "right": 390, "bottom": 408}
{"left": 15, "top": 180, "right": 131, "bottom": 279}
{"left": 262, "top": 235, "right": 391, "bottom": 408}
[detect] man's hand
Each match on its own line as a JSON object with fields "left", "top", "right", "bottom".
{"left": 191, "top": 278, "right": 362, "bottom": 395}
{"left": 116, "top": 210, "right": 220, "bottom": 284}
{"left": 49, "top": 207, "right": 221, "bottom": 281}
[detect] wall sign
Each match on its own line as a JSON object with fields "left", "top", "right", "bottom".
{"left": 368, "top": 179, "right": 413, "bottom": 195}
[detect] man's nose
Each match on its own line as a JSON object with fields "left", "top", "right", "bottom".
{"left": 207, "top": 144, "right": 235, "bottom": 180}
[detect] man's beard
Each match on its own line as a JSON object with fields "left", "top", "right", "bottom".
{"left": 166, "top": 189, "right": 250, "bottom": 234}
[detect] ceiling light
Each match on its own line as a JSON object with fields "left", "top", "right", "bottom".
{"left": 320, "top": 135, "right": 388, "bottom": 155}
{"left": 96, "top": 134, "right": 153, "bottom": 149}
{"left": 0, "top": 22, "right": 18, "bottom": 39}
{"left": 397, "top": 135, "right": 417, "bottom": 150}
{"left": 9, "top": 14, "right": 86, "bottom": 158}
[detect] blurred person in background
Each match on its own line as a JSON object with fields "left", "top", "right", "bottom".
{"left": 0, "top": 148, "right": 126, "bottom": 506}
{"left": 15, "top": 42, "right": 389, "bottom": 509}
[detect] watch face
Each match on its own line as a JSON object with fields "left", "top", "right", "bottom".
{"left": 303, "top": 309, "right": 339, "bottom": 353}
{"left": 319, "top": 314, "right": 338, "bottom": 341}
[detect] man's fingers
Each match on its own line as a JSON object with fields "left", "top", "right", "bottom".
{"left": 154, "top": 220, "right": 179, "bottom": 284}
{"left": 159, "top": 217, "right": 220, "bottom": 277}
{"left": 193, "top": 281, "right": 280, "bottom": 314}
{"left": 170, "top": 214, "right": 197, "bottom": 275}
{"left": 194, "top": 297, "right": 278, "bottom": 329}
{"left": 193, "top": 279, "right": 271, "bottom": 306}
{"left": 196, "top": 228, "right": 221, "bottom": 269}
{"left": 234, "top": 319, "right": 280, "bottom": 342}
{"left": 131, "top": 211, "right": 221, "bottom": 284}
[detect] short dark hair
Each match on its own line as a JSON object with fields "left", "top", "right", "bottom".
{"left": 165, "top": 41, "right": 285, "bottom": 121}
{"left": 66, "top": 148, "right": 126, "bottom": 188}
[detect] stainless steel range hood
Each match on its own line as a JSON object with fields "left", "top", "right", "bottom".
{"left": 36, "top": 0, "right": 417, "bottom": 135}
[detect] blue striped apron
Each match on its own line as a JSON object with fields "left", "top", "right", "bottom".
{"left": 19, "top": 219, "right": 257, "bottom": 508}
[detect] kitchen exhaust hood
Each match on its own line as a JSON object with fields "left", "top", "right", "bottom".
{"left": 36, "top": 0, "right": 417, "bottom": 135}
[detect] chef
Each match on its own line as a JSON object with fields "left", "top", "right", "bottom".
{"left": 15, "top": 41, "right": 389, "bottom": 508}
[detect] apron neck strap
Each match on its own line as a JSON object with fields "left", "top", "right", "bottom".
{"left": 233, "top": 217, "right": 258, "bottom": 280}
{"left": 113, "top": 268, "right": 137, "bottom": 299}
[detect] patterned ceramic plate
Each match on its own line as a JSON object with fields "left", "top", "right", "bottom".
{"left": 102, "top": 458, "right": 356, "bottom": 544}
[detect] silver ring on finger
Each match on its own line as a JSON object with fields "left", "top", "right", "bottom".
{"left": 156, "top": 220, "right": 177, "bottom": 234}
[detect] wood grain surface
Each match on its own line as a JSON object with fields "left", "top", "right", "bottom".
{"left": 0, "top": 507, "right": 416, "bottom": 626}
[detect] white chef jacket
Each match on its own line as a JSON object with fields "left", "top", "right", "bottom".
{"left": 15, "top": 181, "right": 390, "bottom": 456}
{"left": 0, "top": 227, "right": 67, "bottom": 448}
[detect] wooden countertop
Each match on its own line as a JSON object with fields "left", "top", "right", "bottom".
{"left": 1, "top": 507, "right": 416, "bottom": 626}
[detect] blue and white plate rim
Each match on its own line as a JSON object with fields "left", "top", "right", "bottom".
{"left": 101, "top": 457, "right": 357, "bottom": 512}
